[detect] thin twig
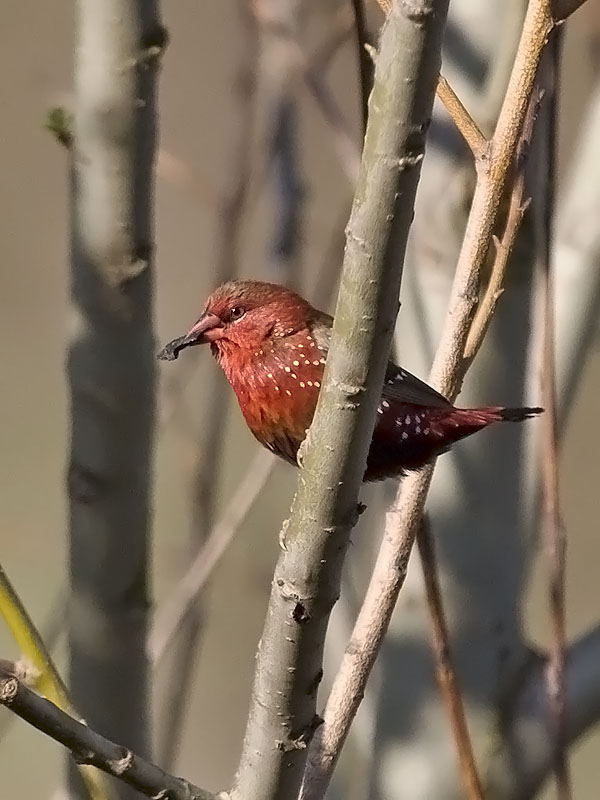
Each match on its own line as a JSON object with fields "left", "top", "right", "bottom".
{"left": 536, "top": 28, "right": 572, "bottom": 800}
{"left": 0, "top": 668, "right": 221, "bottom": 800}
{"left": 416, "top": 518, "right": 485, "bottom": 800}
{"left": 301, "top": 2, "right": 589, "bottom": 796}
{"left": 436, "top": 75, "right": 488, "bottom": 159}
{"left": 464, "top": 87, "right": 543, "bottom": 362}
{"left": 148, "top": 449, "right": 275, "bottom": 665}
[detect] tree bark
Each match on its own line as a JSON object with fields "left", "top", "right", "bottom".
{"left": 68, "top": 1, "right": 163, "bottom": 796}
{"left": 231, "top": 3, "right": 450, "bottom": 799}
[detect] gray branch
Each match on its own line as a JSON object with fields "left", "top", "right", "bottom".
{"left": 231, "top": 2, "right": 450, "bottom": 799}
{"left": 492, "top": 626, "right": 600, "bottom": 799}
{"left": 0, "top": 669, "right": 222, "bottom": 800}
{"left": 68, "top": 1, "right": 163, "bottom": 795}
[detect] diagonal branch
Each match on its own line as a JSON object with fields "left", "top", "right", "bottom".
{"left": 0, "top": 667, "right": 222, "bottom": 800}
{"left": 231, "top": 3, "right": 450, "bottom": 799}
{"left": 148, "top": 450, "right": 275, "bottom": 665}
{"left": 435, "top": 75, "right": 488, "bottom": 159}
{"left": 464, "top": 87, "right": 543, "bottom": 363}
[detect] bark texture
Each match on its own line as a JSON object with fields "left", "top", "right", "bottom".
{"left": 68, "top": 1, "right": 162, "bottom": 796}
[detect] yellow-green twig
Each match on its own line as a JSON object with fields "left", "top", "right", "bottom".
{"left": 0, "top": 563, "right": 112, "bottom": 800}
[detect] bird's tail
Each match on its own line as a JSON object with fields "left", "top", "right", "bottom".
{"left": 458, "top": 405, "right": 543, "bottom": 425}
{"left": 494, "top": 405, "right": 544, "bottom": 422}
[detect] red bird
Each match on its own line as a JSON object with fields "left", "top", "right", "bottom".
{"left": 158, "top": 280, "right": 542, "bottom": 482}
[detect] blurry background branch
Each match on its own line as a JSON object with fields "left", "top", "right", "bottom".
{"left": 506, "top": 624, "right": 600, "bottom": 798}
{"left": 67, "top": 1, "right": 163, "bottom": 797}
{"left": 534, "top": 29, "right": 571, "bottom": 800}
{"left": 416, "top": 518, "right": 484, "bottom": 800}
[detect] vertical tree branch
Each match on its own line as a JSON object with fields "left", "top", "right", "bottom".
{"left": 232, "top": 3, "right": 450, "bottom": 798}
{"left": 416, "top": 519, "right": 484, "bottom": 800}
{"left": 535, "top": 29, "right": 572, "bottom": 800}
{"left": 69, "top": 1, "right": 163, "bottom": 796}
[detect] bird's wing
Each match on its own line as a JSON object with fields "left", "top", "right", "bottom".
{"left": 309, "top": 312, "right": 451, "bottom": 410}
{"left": 381, "top": 363, "right": 451, "bottom": 409}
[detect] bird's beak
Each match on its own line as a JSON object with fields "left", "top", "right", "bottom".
{"left": 157, "top": 312, "right": 224, "bottom": 361}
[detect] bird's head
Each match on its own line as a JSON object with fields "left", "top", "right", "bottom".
{"left": 157, "top": 280, "right": 316, "bottom": 361}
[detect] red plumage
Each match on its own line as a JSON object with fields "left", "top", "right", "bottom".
{"left": 158, "top": 280, "right": 542, "bottom": 482}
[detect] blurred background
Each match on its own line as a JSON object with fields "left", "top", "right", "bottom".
{"left": 1, "top": 1, "right": 600, "bottom": 798}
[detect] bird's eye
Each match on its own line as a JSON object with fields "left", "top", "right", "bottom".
{"left": 229, "top": 306, "right": 245, "bottom": 322}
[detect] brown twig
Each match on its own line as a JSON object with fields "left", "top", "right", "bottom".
{"left": 0, "top": 668, "right": 221, "bottom": 800}
{"left": 301, "top": 2, "right": 589, "bottom": 797}
{"left": 416, "top": 518, "right": 485, "bottom": 800}
{"left": 464, "top": 88, "right": 543, "bottom": 363}
{"left": 536, "top": 29, "right": 572, "bottom": 800}
{"left": 436, "top": 75, "right": 488, "bottom": 159}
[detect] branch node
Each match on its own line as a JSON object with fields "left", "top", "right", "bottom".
{"left": 109, "top": 749, "right": 134, "bottom": 775}
{"left": 0, "top": 676, "right": 18, "bottom": 703}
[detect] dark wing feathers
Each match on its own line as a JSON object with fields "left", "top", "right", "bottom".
{"left": 309, "top": 313, "right": 451, "bottom": 410}
{"left": 381, "top": 363, "right": 451, "bottom": 409}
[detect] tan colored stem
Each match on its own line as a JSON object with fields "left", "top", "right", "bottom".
{"left": 436, "top": 75, "right": 488, "bottom": 158}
